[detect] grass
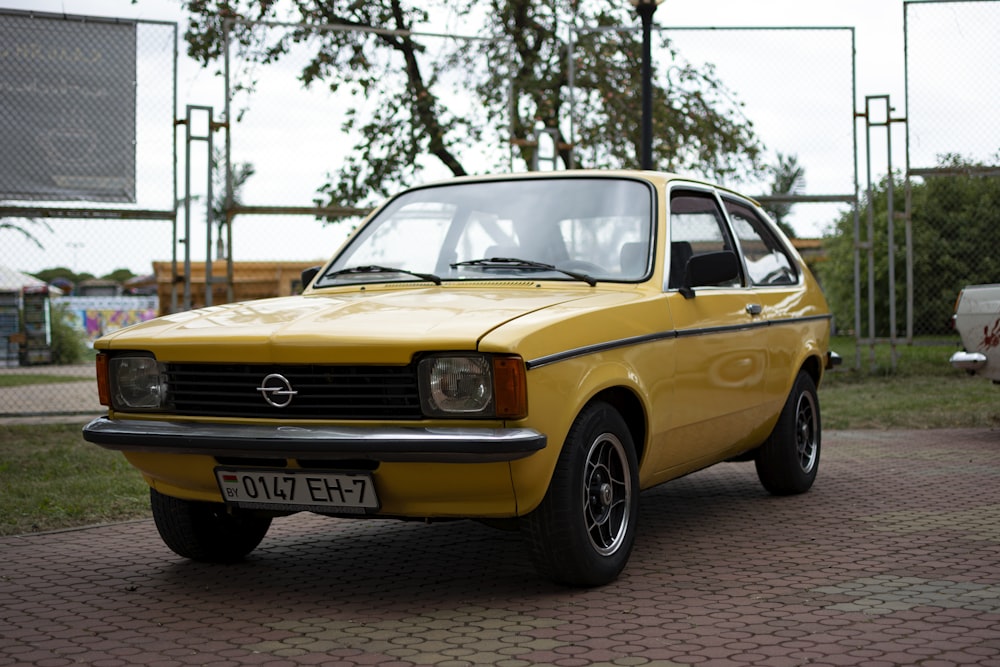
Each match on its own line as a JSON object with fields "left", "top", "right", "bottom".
{"left": 820, "top": 335, "right": 1000, "bottom": 429}
{"left": 0, "top": 374, "right": 93, "bottom": 387}
{"left": 821, "top": 375, "right": 1000, "bottom": 429}
{"left": 2, "top": 335, "right": 997, "bottom": 536}
{"left": 0, "top": 423, "right": 151, "bottom": 536}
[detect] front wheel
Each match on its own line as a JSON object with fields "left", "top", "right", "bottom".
{"left": 755, "top": 371, "right": 821, "bottom": 495}
{"left": 150, "top": 488, "right": 271, "bottom": 562}
{"left": 521, "top": 401, "right": 639, "bottom": 587}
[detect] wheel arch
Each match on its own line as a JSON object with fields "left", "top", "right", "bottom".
{"left": 586, "top": 386, "right": 647, "bottom": 467}
{"left": 800, "top": 351, "right": 823, "bottom": 389}
{"left": 511, "top": 358, "right": 652, "bottom": 517}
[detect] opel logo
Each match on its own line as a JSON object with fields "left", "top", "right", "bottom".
{"left": 256, "top": 373, "right": 298, "bottom": 408}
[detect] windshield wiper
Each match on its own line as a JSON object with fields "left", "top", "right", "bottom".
{"left": 323, "top": 265, "right": 442, "bottom": 285}
{"left": 451, "top": 257, "right": 597, "bottom": 287}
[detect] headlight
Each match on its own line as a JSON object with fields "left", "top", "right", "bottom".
{"left": 106, "top": 354, "right": 169, "bottom": 411}
{"left": 418, "top": 353, "right": 526, "bottom": 419}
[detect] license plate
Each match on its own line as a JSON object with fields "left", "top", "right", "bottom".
{"left": 215, "top": 468, "right": 379, "bottom": 513}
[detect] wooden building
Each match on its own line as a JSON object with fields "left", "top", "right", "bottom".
{"left": 152, "top": 260, "right": 324, "bottom": 316}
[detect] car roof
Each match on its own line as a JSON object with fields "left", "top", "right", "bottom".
{"left": 411, "top": 169, "right": 761, "bottom": 206}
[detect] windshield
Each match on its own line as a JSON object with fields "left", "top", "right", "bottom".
{"left": 315, "top": 177, "right": 654, "bottom": 287}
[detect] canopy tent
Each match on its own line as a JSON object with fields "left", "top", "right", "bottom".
{"left": 0, "top": 265, "right": 61, "bottom": 294}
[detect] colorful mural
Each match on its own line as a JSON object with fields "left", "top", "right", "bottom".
{"left": 55, "top": 296, "right": 159, "bottom": 344}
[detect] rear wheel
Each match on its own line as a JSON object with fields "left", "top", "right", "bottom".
{"left": 150, "top": 488, "right": 271, "bottom": 562}
{"left": 755, "top": 371, "right": 821, "bottom": 495}
{"left": 522, "top": 401, "right": 639, "bottom": 587}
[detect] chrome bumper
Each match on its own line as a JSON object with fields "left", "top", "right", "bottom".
{"left": 83, "top": 417, "right": 547, "bottom": 464}
{"left": 950, "top": 350, "right": 987, "bottom": 372}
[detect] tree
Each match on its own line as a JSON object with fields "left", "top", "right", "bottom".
{"left": 182, "top": 0, "right": 764, "bottom": 207}
{"left": 0, "top": 218, "right": 53, "bottom": 249}
{"left": 820, "top": 155, "right": 1000, "bottom": 337}
{"left": 463, "top": 0, "right": 762, "bottom": 180}
{"left": 210, "top": 147, "right": 255, "bottom": 258}
{"left": 32, "top": 267, "right": 94, "bottom": 286}
{"left": 763, "top": 152, "right": 805, "bottom": 238}
{"left": 104, "top": 268, "right": 138, "bottom": 283}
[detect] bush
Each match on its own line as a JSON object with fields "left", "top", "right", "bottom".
{"left": 819, "top": 159, "right": 1000, "bottom": 338}
{"left": 48, "top": 302, "right": 90, "bottom": 365}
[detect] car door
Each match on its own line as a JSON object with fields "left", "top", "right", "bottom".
{"left": 651, "top": 187, "right": 770, "bottom": 475}
{"left": 721, "top": 195, "right": 810, "bottom": 414}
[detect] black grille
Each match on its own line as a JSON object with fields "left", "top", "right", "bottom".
{"left": 165, "top": 363, "right": 422, "bottom": 420}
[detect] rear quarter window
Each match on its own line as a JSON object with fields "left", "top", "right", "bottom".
{"left": 723, "top": 198, "right": 799, "bottom": 287}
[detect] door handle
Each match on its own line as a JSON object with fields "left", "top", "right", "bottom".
{"left": 746, "top": 303, "right": 763, "bottom": 316}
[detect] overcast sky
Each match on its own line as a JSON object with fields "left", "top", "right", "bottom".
{"left": 0, "top": 0, "right": 993, "bottom": 276}
{"left": 10, "top": 0, "right": 909, "bottom": 99}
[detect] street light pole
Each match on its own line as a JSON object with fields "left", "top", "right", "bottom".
{"left": 631, "top": 0, "right": 664, "bottom": 170}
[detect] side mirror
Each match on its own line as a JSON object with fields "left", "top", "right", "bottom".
{"left": 300, "top": 266, "right": 322, "bottom": 292}
{"left": 680, "top": 251, "right": 740, "bottom": 299}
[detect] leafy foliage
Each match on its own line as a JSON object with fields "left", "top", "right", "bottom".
{"left": 103, "top": 268, "right": 138, "bottom": 284}
{"left": 32, "top": 267, "right": 89, "bottom": 285}
{"left": 820, "top": 155, "right": 1000, "bottom": 337}
{"left": 32, "top": 267, "right": 138, "bottom": 286}
{"left": 182, "top": 0, "right": 765, "bottom": 207}
{"left": 48, "top": 302, "right": 90, "bottom": 365}
{"left": 763, "top": 152, "right": 805, "bottom": 238}
{"left": 0, "top": 217, "right": 53, "bottom": 249}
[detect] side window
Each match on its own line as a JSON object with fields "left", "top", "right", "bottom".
{"left": 668, "top": 190, "right": 741, "bottom": 289}
{"left": 723, "top": 198, "right": 799, "bottom": 286}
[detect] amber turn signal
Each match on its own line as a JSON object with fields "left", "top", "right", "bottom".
{"left": 95, "top": 353, "right": 111, "bottom": 407}
{"left": 492, "top": 355, "right": 527, "bottom": 420}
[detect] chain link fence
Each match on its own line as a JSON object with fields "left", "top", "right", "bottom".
{"left": 223, "top": 20, "right": 514, "bottom": 210}
{"left": 0, "top": 11, "right": 177, "bottom": 267}
{"left": 620, "top": 25, "right": 856, "bottom": 239}
{"left": 199, "top": 18, "right": 516, "bottom": 296}
{"left": 834, "top": 0, "right": 1000, "bottom": 364}
{"left": 906, "top": 0, "right": 1000, "bottom": 171}
{"left": 902, "top": 0, "right": 1000, "bottom": 340}
{"left": 0, "top": 10, "right": 176, "bottom": 415}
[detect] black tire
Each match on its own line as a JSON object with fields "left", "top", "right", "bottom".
{"left": 150, "top": 488, "right": 271, "bottom": 562}
{"left": 522, "top": 401, "right": 639, "bottom": 587}
{"left": 755, "top": 371, "right": 821, "bottom": 495}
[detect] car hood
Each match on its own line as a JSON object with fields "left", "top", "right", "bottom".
{"left": 97, "top": 285, "right": 614, "bottom": 364}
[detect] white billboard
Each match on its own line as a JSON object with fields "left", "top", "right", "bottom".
{"left": 0, "top": 11, "right": 136, "bottom": 202}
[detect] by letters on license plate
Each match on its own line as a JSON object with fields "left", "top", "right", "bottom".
{"left": 215, "top": 468, "right": 379, "bottom": 513}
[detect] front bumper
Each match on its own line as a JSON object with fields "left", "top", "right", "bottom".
{"left": 83, "top": 417, "right": 547, "bottom": 464}
{"left": 950, "top": 350, "right": 987, "bottom": 372}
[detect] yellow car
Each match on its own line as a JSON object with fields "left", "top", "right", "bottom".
{"left": 84, "top": 170, "right": 837, "bottom": 587}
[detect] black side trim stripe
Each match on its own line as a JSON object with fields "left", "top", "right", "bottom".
{"left": 527, "top": 331, "right": 677, "bottom": 370}
{"left": 789, "top": 313, "right": 834, "bottom": 324}
{"left": 674, "top": 321, "right": 765, "bottom": 339}
{"left": 525, "top": 312, "right": 832, "bottom": 370}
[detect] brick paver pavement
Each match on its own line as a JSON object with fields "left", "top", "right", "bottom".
{"left": 2, "top": 428, "right": 999, "bottom": 666}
